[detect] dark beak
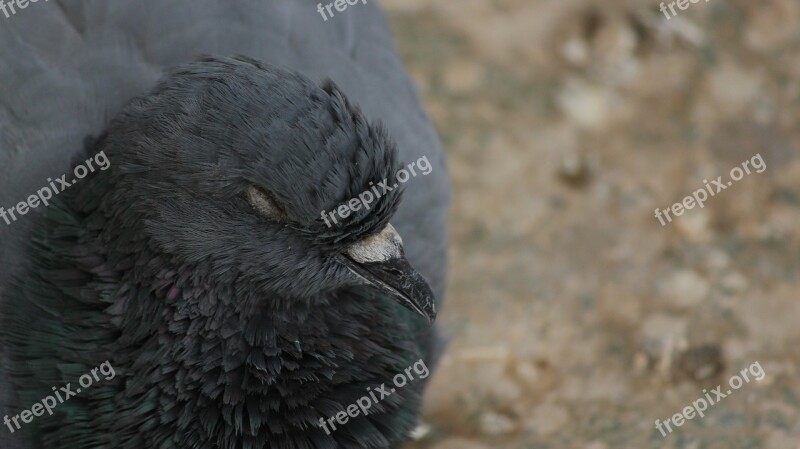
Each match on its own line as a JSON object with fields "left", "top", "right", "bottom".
{"left": 338, "top": 224, "right": 437, "bottom": 324}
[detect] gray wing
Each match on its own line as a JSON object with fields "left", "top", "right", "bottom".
{"left": 0, "top": 1, "right": 450, "bottom": 446}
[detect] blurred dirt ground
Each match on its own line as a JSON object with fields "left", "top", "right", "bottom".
{"left": 380, "top": 0, "right": 800, "bottom": 448}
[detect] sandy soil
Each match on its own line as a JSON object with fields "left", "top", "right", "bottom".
{"left": 380, "top": 0, "right": 800, "bottom": 447}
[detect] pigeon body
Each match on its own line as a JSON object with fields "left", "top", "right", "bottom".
{"left": 0, "top": 2, "right": 450, "bottom": 449}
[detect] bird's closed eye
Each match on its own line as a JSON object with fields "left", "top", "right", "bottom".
{"left": 245, "top": 186, "right": 286, "bottom": 221}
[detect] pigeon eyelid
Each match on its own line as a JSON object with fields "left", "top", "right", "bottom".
{"left": 245, "top": 186, "right": 286, "bottom": 221}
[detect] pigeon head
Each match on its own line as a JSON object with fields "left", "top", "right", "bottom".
{"left": 81, "top": 55, "right": 435, "bottom": 322}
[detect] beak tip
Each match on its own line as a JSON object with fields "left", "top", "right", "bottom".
{"left": 422, "top": 298, "right": 437, "bottom": 324}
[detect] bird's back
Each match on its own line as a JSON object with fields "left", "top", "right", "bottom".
{"left": 0, "top": 2, "right": 450, "bottom": 447}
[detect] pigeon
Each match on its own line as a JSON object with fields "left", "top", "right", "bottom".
{"left": 0, "top": 2, "right": 451, "bottom": 449}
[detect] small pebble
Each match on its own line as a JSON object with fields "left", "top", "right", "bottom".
{"left": 675, "top": 344, "right": 725, "bottom": 381}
